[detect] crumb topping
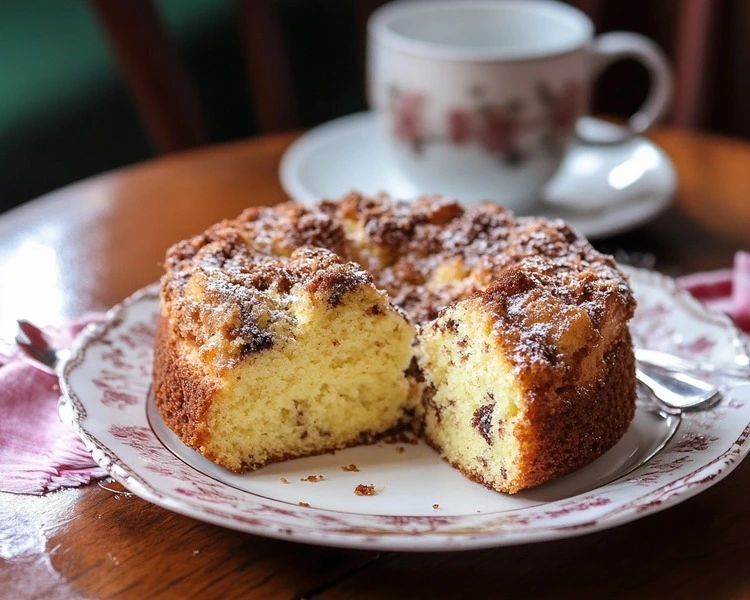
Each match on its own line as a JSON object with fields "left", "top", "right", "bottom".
{"left": 161, "top": 192, "right": 634, "bottom": 374}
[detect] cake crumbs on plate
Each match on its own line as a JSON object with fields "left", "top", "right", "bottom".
{"left": 354, "top": 484, "right": 377, "bottom": 496}
{"left": 395, "top": 446, "right": 405, "bottom": 454}
{"left": 298, "top": 502, "right": 310, "bottom": 507}
{"left": 300, "top": 475, "right": 324, "bottom": 482}
{"left": 279, "top": 477, "right": 289, "bottom": 484}
{"left": 341, "top": 464, "right": 360, "bottom": 472}
{"left": 432, "top": 503, "right": 440, "bottom": 509}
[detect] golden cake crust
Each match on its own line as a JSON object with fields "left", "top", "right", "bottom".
{"left": 152, "top": 314, "right": 215, "bottom": 451}
{"left": 161, "top": 192, "right": 633, "bottom": 335}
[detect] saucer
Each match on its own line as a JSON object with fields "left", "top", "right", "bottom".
{"left": 279, "top": 112, "right": 677, "bottom": 239}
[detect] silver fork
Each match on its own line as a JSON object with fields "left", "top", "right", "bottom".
{"left": 15, "top": 320, "right": 69, "bottom": 376}
{"left": 635, "top": 362, "right": 721, "bottom": 415}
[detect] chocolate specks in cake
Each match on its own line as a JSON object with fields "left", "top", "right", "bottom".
{"left": 472, "top": 404, "right": 495, "bottom": 445}
{"left": 354, "top": 484, "right": 377, "bottom": 496}
{"left": 368, "top": 304, "right": 384, "bottom": 316}
{"left": 422, "top": 384, "right": 440, "bottom": 422}
{"left": 444, "top": 319, "right": 459, "bottom": 333}
{"left": 237, "top": 325, "right": 274, "bottom": 356}
{"left": 405, "top": 357, "right": 425, "bottom": 382}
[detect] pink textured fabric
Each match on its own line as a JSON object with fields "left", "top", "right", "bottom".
{"left": 0, "top": 315, "right": 106, "bottom": 495}
{"left": 677, "top": 251, "right": 750, "bottom": 334}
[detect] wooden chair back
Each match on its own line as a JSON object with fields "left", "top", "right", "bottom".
{"left": 91, "top": 0, "right": 719, "bottom": 154}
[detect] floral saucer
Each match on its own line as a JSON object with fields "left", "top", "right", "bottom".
{"left": 279, "top": 112, "right": 676, "bottom": 239}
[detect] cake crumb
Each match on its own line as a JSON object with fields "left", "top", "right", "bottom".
{"left": 395, "top": 446, "right": 405, "bottom": 454}
{"left": 341, "top": 464, "right": 360, "bottom": 472}
{"left": 383, "top": 431, "right": 419, "bottom": 445}
{"left": 300, "top": 475, "right": 324, "bottom": 482}
{"left": 432, "top": 504, "right": 440, "bottom": 509}
{"left": 279, "top": 477, "right": 289, "bottom": 484}
{"left": 354, "top": 484, "right": 377, "bottom": 496}
{"left": 298, "top": 502, "right": 310, "bottom": 507}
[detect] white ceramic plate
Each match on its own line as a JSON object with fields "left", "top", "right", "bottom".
{"left": 279, "top": 112, "right": 677, "bottom": 239}
{"left": 60, "top": 269, "right": 750, "bottom": 552}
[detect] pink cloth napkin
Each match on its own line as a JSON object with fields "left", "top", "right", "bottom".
{"left": 677, "top": 251, "right": 750, "bottom": 333}
{"left": 1, "top": 252, "right": 748, "bottom": 496}
{"left": 0, "top": 315, "right": 106, "bottom": 495}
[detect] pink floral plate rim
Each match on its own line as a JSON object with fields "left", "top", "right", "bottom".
{"left": 58, "top": 268, "right": 750, "bottom": 552}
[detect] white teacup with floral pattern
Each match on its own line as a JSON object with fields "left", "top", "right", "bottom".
{"left": 367, "top": 0, "right": 672, "bottom": 212}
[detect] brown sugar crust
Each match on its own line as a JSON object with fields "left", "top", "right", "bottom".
{"left": 160, "top": 193, "right": 633, "bottom": 336}
{"left": 152, "top": 314, "right": 216, "bottom": 451}
{"left": 516, "top": 335, "right": 637, "bottom": 491}
{"left": 154, "top": 192, "right": 636, "bottom": 484}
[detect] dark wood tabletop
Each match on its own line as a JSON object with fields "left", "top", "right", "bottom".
{"left": 1, "top": 127, "right": 749, "bottom": 599}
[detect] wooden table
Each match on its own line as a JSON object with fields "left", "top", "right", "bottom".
{"left": 1, "top": 128, "right": 749, "bottom": 599}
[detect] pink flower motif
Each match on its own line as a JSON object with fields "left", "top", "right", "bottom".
{"left": 548, "top": 81, "right": 580, "bottom": 132}
{"left": 447, "top": 108, "right": 473, "bottom": 144}
{"left": 478, "top": 107, "right": 519, "bottom": 154}
{"left": 683, "top": 336, "right": 716, "bottom": 355}
{"left": 94, "top": 378, "right": 139, "bottom": 408}
{"left": 392, "top": 93, "right": 424, "bottom": 145}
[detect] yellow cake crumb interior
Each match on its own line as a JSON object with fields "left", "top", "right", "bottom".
{"left": 200, "top": 284, "right": 415, "bottom": 471}
{"left": 417, "top": 303, "right": 526, "bottom": 493}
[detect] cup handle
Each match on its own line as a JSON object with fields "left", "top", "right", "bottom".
{"left": 576, "top": 31, "right": 673, "bottom": 145}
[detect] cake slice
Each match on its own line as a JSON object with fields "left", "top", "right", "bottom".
{"left": 154, "top": 245, "right": 415, "bottom": 471}
{"left": 414, "top": 263, "right": 636, "bottom": 494}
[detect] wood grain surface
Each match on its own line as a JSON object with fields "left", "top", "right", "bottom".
{"left": 1, "top": 127, "right": 748, "bottom": 599}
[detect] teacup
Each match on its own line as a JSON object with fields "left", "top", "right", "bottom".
{"left": 367, "top": 0, "right": 672, "bottom": 212}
